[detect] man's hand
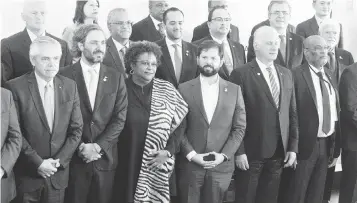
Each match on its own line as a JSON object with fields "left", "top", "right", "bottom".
{"left": 191, "top": 153, "right": 215, "bottom": 168}
{"left": 203, "top": 152, "right": 225, "bottom": 169}
{"left": 0, "top": 168, "right": 4, "bottom": 178}
{"left": 147, "top": 150, "right": 170, "bottom": 171}
{"left": 78, "top": 143, "right": 101, "bottom": 163}
{"left": 37, "top": 158, "right": 59, "bottom": 178}
{"left": 328, "top": 158, "right": 338, "bottom": 168}
{"left": 284, "top": 151, "right": 297, "bottom": 168}
{"left": 235, "top": 154, "right": 249, "bottom": 171}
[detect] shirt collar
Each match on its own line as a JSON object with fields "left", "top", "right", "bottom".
{"left": 200, "top": 74, "right": 219, "bottom": 86}
{"left": 309, "top": 63, "right": 325, "bottom": 75}
{"left": 150, "top": 15, "right": 162, "bottom": 30}
{"left": 256, "top": 58, "right": 275, "bottom": 71}
{"left": 210, "top": 34, "right": 227, "bottom": 44}
{"left": 80, "top": 59, "right": 100, "bottom": 74}
{"left": 165, "top": 37, "right": 182, "bottom": 47}
{"left": 315, "top": 15, "right": 328, "bottom": 26}
{"left": 27, "top": 29, "right": 46, "bottom": 42}
{"left": 112, "top": 38, "right": 130, "bottom": 51}
{"left": 34, "top": 71, "right": 54, "bottom": 89}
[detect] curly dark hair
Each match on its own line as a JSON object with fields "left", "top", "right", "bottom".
{"left": 124, "top": 41, "right": 163, "bottom": 74}
{"left": 73, "top": 0, "right": 100, "bottom": 24}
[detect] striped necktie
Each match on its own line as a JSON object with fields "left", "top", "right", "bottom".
{"left": 267, "top": 66, "right": 280, "bottom": 108}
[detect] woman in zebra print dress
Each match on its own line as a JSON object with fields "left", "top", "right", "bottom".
{"left": 113, "top": 41, "right": 188, "bottom": 203}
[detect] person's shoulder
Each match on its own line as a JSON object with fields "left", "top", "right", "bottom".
{"left": 178, "top": 78, "right": 197, "bottom": 91}
{"left": 6, "top": 73, "right": 29, "bottom": 88}
{"left": 56, "top": 74, "right": 76, "bottom": 86}
{"left": 133, "top": 16, "right": 150, "bottom": 28}
{"left": 155, "top": 38, "right": 166, "bottom": 46}
{"left": 47, "top": 33, "right": 68, "bottom": 47}
{"left": 194, "top": 21, "right": 207, "bottom": 30}
{"left": 59, "top": 63, "right": 76, "bottom": 77}
{"left": 183, "top": 40, "right": 197, "bottom": 49}
{"left": 297, "top": 17, "right": 313, "bottom": 28}
{"left": 289, "top": 32, "right": 304, "bottom": 41}
{"left": 336, "top": 48, "right": 352, "bottom": 57}
{"left": 192, "top": 36, "right": 210, "bottom": 46}
{"left": 1, "top": 31, "right": 25, "bottom": 45}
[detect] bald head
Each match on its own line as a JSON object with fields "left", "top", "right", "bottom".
{"left": 22, "top": 0, "right": 47, "bottom": 33}
{"left": 304, "top": 35, "right": 329, "bottom": 68}
{"left": 253, "top": 26, "right": 280, "bottom": 63}
{"left": 149, "top": 0, "right": 169, "bottom": 21}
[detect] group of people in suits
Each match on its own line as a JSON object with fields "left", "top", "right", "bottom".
{"left": 1, "top": 0, "right": 357, "bottom": 203}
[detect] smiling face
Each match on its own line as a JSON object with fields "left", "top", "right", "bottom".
{"left": 268, "top": 2, "right": 291, "bottom": 29}
{"left": 131, "top": 52, "right": 158, "bottom": 83}
{"left": 313, "top": 0, "right": 333, "bottom": 18}
{"left": 164, "top": 10, "right": 184, "bottom": 41}
{"left": 108, "top": 10, "right": 132, "bottom": 41}
{"left": 149, "top": 0, "right": 169, "bottom": 21}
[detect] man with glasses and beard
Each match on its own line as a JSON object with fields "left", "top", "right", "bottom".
{"left": 177, "top": 40, "right": 246, "bottom": 203}
{"left": 60, "top": 24, "right": 128, "bottom": 203}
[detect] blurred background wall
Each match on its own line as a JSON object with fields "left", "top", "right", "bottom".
{"left": 1, "top": 0, "right": 356, "bottom": 59}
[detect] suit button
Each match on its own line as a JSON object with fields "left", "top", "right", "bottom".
{"left": 91, "top": 121, "right": 94, "bottom": 125}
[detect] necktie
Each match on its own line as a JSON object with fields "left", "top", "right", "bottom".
{"left": 44, "top": 83, "right": 54, "bottom": 132}
{"left": 119, "top": 47, "right": 126, "bottom": 69}
{"left": 328, "top": 51, "right": 336, "bottom": 73}
{"left": 88, "top": 68, "right": 97, "bottom": 110}
{"left": 158, "top": 23, "right": 166, "bottom": 38}
{"left": 267, "top": 67, "right": 280, "bottom": 108}
{"left": 172, "top": 44, "right": 182, "bottom": 82}
{"left": 317, "top": 72, "right": 331, "bottom": 134}
{"left": 222, "top": 40, "right": 233, "bottom": 75}
{"left": 279, "top": 35, "right": 286, "bottom": 62}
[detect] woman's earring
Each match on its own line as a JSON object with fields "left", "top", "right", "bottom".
{"left": 130, "top": 69, "right": 134, "bottom": 75}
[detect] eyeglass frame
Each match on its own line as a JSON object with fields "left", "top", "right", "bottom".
{"left": 211, "top": 17, "right": 232, "bottom": 23}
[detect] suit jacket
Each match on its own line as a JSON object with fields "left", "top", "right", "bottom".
{"left": 60, "top": 62, "right": 128, "bottom": 171}
{"left": 103, "top": 37, "right": 132, "bottom": 74}
{"left": 178, "top": 77, "right": 246, "bottom": 173}
{"left": 155, "top": 39, "right": 199, "bottom": 88}
{"left": 296, "top": 16, "right": 344, "bottom": 48}
{"left": 250, "top": 19, "right": 296, "bottom": 35}
{"left": 339, "top": 63, "right": 357, "bottom": 151}
{"left": 229, "top": 59, "right": 299, "bottom": 160}
{"left": 1, "top": 29, "right": 72, "bottom": 82}
{"left": 247, "top": 31, "right": 304, "bottom": 69}
{"left": 292, "top": 63, "right": 341, "bottom": 160}
{"left": 5, "top": 72, "right": 83, "bottom": 193}
{"left": 193, "top": 35, "right": 246, "bottom": 80}
{"left": 325, "top": 48, "right": 355, "bottom": 85}
{"left": 1, "top": 88, "right": 22, "bottom": 203}
{"left": 130, "top": 15, "right": 163, "bottom": 42}
{"left": 191, "top": 21, "right": 240, "bottom": 43}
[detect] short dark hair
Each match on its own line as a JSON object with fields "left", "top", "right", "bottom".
{"left": 208, "top": 5, "right": 226, "bottom": 22}
{"left": 73, "top": 0, "right": 100, "bottom": 24}
{"left": 268, "top": 0, "right": 291, "bottom": 13}
{"left": 197, "top": 40, "right": 224, "bottom": 59}
{"left": 124, "top": 41, "right": 163, "bottom": 74}
{"left": 163, "top": 7, "right": 184, "bottom": 24}
{"left": 71, "top": 24, "right": 104, "bottom": 58}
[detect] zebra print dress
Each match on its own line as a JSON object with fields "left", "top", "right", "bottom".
{"left": 133, "top": 78, "right": 188, "bottom": 203}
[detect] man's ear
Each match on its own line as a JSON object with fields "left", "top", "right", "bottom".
{"left": 78, "top": 42, "right": 84, "bottom": 52}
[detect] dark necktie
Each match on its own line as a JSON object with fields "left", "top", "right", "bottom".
{"left": 328, "top": 51, "right": 336, "bottom": 73}
{"left": 267, "top": 66, "right": 280, "bottom": 109}
{"left": 119, "top": 47, "right": 126, "bottom": 69}
{"left": 317, "top": 71, "right": 331, "bottom": 134}
{"left": 279, "top": 35, "right": 286, "bottom": 62}
{"left": 158, "top": 23, "right": 166, "bottom": 38}
{"left": 223, "top": 40, "right": 233, "bottom": 75}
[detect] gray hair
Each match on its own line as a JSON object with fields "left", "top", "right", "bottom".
{"left": 268, "top": 0, "right": 292, "bottom": 13}
{"left": 71, "top": 24, "right": 105, "bottom": 58}
{"left": 107, "top": 8, "right": 127, "bottom": 29}
{"left": 253, "top": 25, "right": 279, "bottom": 46}
{"left": 29, "top": 36, "right": 62, "bottom": 58}
{"left": 319, "top": 19, "right": 340, "bottom": 35}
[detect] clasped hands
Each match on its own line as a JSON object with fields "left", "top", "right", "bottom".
{"left": 191, "top": 152, "right": 225, "bottom": 169}
{"left": 37, "top": 158, "right": 60, "bottom": 178}
{"left": 78, "top": 143, "right": 102, "bottom": 163}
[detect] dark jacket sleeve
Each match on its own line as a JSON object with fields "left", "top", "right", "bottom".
{"left": 247, "top": 35, "right": 255, "bottom": 63}
{"left": 287, "top": 71, "right": 299, "bottom": 153}
{"left": 1, "top": 40, "right": 14, "bottom": 82}
{"left": 62, "top": 42, "right": 73, "bottom": 67}
{"left": 296, "top": 23, "right": 307, "bottom": 39}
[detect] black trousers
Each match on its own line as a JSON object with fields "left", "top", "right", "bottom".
{"left": 284, "top": 138, "right": 328, "bottom": 203}
{"left": 339, "top": 149, "right": 357, "bottom": 203}
{"left": 13, "top": 178, "right": 65, "bottom": 203}
{"left": 65, "top": 162, "right": 115, "bottom": 203}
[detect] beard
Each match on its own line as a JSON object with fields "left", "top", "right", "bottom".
{"left": 83, "top": 48, "right": 105, "bottom": 64}
{"left": 198, "top": 64, "right": 219, "bottom": 77}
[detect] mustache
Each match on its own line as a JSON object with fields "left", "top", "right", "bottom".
{"left": 202, "top": 64, "right": 214, "bottom": 69}
{"left": 93, "top": 50, "right": 104, "bottom": 54}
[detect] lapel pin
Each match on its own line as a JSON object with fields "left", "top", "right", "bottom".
{"left": 290, "top": 38, "right": 292, "bottom": 40}
{"left": 186, "top": 50, "right": 189, "bottom": 56}
{"left": 224, "top": 87, "right": 228, "bottom": 92}
{"left": 103, "top": 76, "right": 108, "bottom": 82}
{"left": 257, "top": 73, "right": 261, "bottom": 76}
{"left": 339, "top": 56, "right": 343, "bottom": 60}
{"left": 59, "top": 86, "right": 62, "bottom": 89}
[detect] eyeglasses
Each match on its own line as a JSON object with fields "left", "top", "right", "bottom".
{"left": 136, "top": 60, "right": 158, "bottom": 67}
{"left": 211, "top": 17, "right": 231, "bottom": 22}
{"left": 305, "top": 46, "right": 330, "bottom": 52}
{"left": 110, "top": 21, "right": 132, "bottom": 26}
{"left": 270, "top": 11, "right": 290, "bottom": 16}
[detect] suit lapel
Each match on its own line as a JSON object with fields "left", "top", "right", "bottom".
{"left": 210, "top": 78, "right": 228, "bottom": 124}
{"left": 161, "top": 42, "right": 177, "bottom": 85}
{"left": 180, "top": 41, "right": 193, "bottom": 83}
{"left": 21, "top": 29, "right": 32, "bottom": 61}
{"left": 285, "top": 32, "right": 292, "bottom": 67}
{"left": 250, "top": 60, "right": 278, "bottom": 109}
{"left": 147, "top": 16, "right": 162, "bottom": 40}
{"left": 27, "top": 72, "right": 51, "bottom": 132}
{"left": 52, "top": 76, "right": 64, "bottom": 134}
{"left": 191, "top": 78, "right": 209, "bottom": 124}
{"left": 93, "top": 65, "right": 108, "bottom": 113}
{"left": 275, "top": 65, "right": 284, "bottom": 110}
{"left": 73, "top": 62, "right": 92, "bottom": 113}
{"left": 107, "top": 37, "right": 123, "bottom": 71}
{"left": 310, "top": 16, "right": 319, "bottom": 35}
{"left": 302, "top": 64, "right": 318, "bottom": 109}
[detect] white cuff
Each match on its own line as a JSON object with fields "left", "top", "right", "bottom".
{"left": 186, "top": 151, "right": 197, "bottom": 161}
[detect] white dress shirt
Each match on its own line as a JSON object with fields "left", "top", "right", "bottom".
{"left": 112, "top": 38, "right": 130, "bottom": 55}
{"left": 309, "top": 64, "right": 337, "bottom": 137}
{"left": 35, "top": 72, "right": 54, "bottom": 127}
{"left": 315, "top": 15, "right": 328, "bottom": 26}
{"left": 256, "top": 58, "right": 281, "bottom": 94}
{"left": 211, "top": 35, "right": 234, "bottom": 67}
{"left": 80, "top": 60, "right": 100, "bottom": 109}
{"left": 27, "top": 29, "right": 46, "bottom": 42}
{"left": 149, "top": 15, "right": 166, "bottom": 35}
{"left": 165, "top": 37, "right": 182, "bottom": 73}
{"left": 186, "top": 74, "right": 220, "bottom": 161}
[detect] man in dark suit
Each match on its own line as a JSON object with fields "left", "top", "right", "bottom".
{"left": 230, "top": 26, "right": 298, "bottom": 203}
{"left": 283, "top": 35, "right": 340, "bottom": 203}
{"left": 251, "top": 19, "right": 295, "bottom": 36}
{"left": 193, "top": 6, "right": 245, "bottom": 81}
{"left": 155, "top": 7, "right": 198, "bottom": 88}
{"left": 1, "top": 88, "right": 22, "bottom": 203}
{"left": 5, "top": 36, "right": 83, "bottom": 203}
{"left": 296, "top": 0, "right": 343, "bottom": 48}
{"left": 1, "top": 0, "right": 72, "bottom": 82}
{"left": 191, "top": 0, "right": 240, "bottom": 43}
{"left": 60, "top": 24, "right": 128, "bottom": 203}
{"left": 339, "top": 62, "right": 357, "bottom": 203}
{"left": 247, "top": 0, "right": 304, "bottom": 69}
{"left": 177, "top": 40, "right": 246, "bottom": 203}
{"left": 130, "top": 0, "right": 169, "bottom": 42}
{"left": 318, "top": 19, "right": 354, "bottom": 203}
{"left": 103, "top": 8, "right": 132, "bottom": 75}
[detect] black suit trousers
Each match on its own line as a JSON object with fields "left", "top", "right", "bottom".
{"left": 339, "top": 149, "right": 357, "bottom": 203}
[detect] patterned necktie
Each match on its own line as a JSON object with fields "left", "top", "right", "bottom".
{"left": 222, "top": 40, "right": 233, "bottom": 75}
{"left": 158, "top": 23, "right": 166, "bottom": 38}
{"left": 44, "top": 83, "right": 54, "bottom": 132}
{"left": 317, "top": 71, "right": 331, "bottom": 134}
{"left": 88, "top": 68, "right": 97, "bottom": 110}
{"left": 328, "top": 51, "right": 336, "bottom": 73}
{"left": 172, "top": 44, "right": 182, "bottom": 82}
{"left": 267, "top": 66, "right": 280, "bottom": 109}
{"left": 279, "top": 35, "right": 286, "bottom": 62}
{"left": 119, "top": 47, "right": 126, "bottom": 69}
